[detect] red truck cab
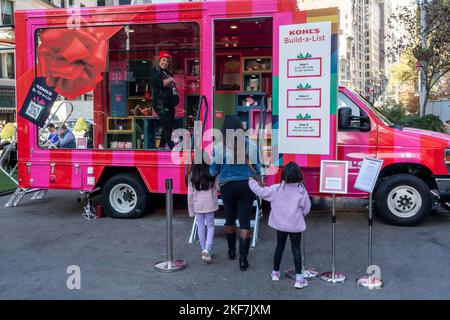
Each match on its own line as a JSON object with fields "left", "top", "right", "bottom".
{"left": 336, "top": 86, "right": 450, "bottom": 226}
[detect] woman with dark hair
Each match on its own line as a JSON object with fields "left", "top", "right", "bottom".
{"left": 249, "top": 162, "right": 311, "bottom": 289}
{"left": 209, "top": 115, "right": 261, "bottom": 271}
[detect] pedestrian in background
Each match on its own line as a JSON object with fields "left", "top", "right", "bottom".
{"left": 249, "top": 161, "right": 311, "bottom": 288}
{"left": 46, "top": 123, "right": 59, "bottom": 146}
{"left": 188, "top": 155, "right": 219, "bottom": 263}
{"left": 56, "top": 124, "right": 76, "bottom": 149}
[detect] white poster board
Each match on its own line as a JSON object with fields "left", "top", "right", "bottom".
{"left": 278, "top": 22, "right": 332, "bottom": 154}
{"left": 354, "top": 158, "right": 384, "bottom": 193}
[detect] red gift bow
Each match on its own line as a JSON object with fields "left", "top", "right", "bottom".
{"left": 37, "top": 26, "right": 122, "bottom": 100}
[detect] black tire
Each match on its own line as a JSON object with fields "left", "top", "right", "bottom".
{"left": 375, "top": 174, "right": 431, "bottom": 226}
{"left": 101, "top": 173, "right": 149, "bottom": 219}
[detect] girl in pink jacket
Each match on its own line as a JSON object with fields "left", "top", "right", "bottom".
{"left": 188, "top": 158, "right": 219, "bottom": 263}
{"left": 249, "top": 162, "right": 311, "bottom": 289}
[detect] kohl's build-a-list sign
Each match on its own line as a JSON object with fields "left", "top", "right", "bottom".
{"left": 278, "top": 22, "right": 331, "bottom": 154}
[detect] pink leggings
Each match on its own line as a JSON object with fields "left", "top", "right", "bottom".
{"left": 195, "top": 212, "right": 215, "bottom": 251}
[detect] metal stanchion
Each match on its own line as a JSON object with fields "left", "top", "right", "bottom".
{"left": 285, "top": 231, "right": 318, "bottom": 280}
{"left": 320, "top": 194, "right": 345, "bottom": 283}
{"left": 154, "top": 179, "right": 186, "bottom": 272}
{"left": 356, "top": 193, "right": 383, "bottom": 289}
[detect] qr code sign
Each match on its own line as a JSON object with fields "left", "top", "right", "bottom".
{"left": 26, "top": 101, "right": 44, "bottom": 120}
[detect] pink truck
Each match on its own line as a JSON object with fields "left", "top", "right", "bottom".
{"left": 11, "top": 0, "right": 450, "bottom": 226}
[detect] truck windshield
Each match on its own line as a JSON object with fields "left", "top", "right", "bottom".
{"left": 348, "top": 89, "right": 393, "bottom": 126}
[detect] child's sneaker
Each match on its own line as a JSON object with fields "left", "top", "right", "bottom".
{"left": 271, "top": 271, "right": 281, "bottom": 281}
{"left": 294, "top": 277, "right": 308, "bottom": 289}
{"left": 202, "top": 249, "right": 212, "bottom": 263}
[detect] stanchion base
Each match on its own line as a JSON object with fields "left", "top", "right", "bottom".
{"left": 356, "top": 275, "right": 383, "bottom": 289}
{"left": 285, "top": 267, "right": 319, "bottom": 280}
{"left": 320, "top": 271, "right": 346, "bottom": 283}
{"left": 154, "top": 260, "right": 187, "bottom": 273}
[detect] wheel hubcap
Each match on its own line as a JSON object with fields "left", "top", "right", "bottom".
{"left": 387, "top": 185, "right": 422, "bottom": 218}
{"left": 109, "top": 183, "right": 137, "bottom": 214}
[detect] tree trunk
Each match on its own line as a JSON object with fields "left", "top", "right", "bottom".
{"left": 422, "top": 88, "right": 430, "bottom": 117}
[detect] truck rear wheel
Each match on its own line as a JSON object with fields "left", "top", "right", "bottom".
{"left": 375, "top": 174, "right": 431, "bottom": 226}
{"left": 101, "top": 173, "right": 149, "bottom": 219}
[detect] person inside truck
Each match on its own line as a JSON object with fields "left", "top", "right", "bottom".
{"left": 56, "top": 125, "right": 76, "bottom": 149}
{"left": 150, "top": 50, "right": 180, "bottom": 150}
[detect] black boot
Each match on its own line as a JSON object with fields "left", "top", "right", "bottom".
{"left": 224, "top": 226, "right": 236, "bottom": 260}
{"left": 239, "top": 229, "right": 252, "bottom": 271}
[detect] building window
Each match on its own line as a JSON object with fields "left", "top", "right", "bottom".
{"left": 1, "top": 0, "right": 14, "bottom": 25}
{"left": 6, "top": 52, "right": 14, "bottom": 79}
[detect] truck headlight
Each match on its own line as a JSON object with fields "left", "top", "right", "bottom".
{"left": 445, "top": 149, "right": 450, "bottom": 173}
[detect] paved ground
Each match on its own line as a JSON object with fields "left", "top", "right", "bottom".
{"left": 1, "top": 190, "right": 450, "bottom": 300}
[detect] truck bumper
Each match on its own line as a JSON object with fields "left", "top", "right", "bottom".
{"left": 435, "top": 176, "right": 450, "bottom": 202}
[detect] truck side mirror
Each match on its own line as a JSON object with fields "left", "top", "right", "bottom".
{"left": 338, "top": 107, "right": 352, "bottom": 129}
{"left": 338, "top": 107, "right": 371, "bottom": 132}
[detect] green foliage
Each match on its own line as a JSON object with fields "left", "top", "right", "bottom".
{"left": 408, "top": 114, "right": 447, "bottom": 133}
{"left": 379, "top": 104, "right": 447, "bottom": 133}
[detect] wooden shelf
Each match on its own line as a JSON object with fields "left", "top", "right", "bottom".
{"left": 128, "top": 96, "right": 152, "bottom": 100}
{"left": 243, "top": 70, "right": 272, "bottom": 74}
{"left": 242, "top": 56, "right": 272, "bottom": 73}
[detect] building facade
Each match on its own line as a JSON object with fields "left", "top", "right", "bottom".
{"left": 298, "top": 0, "right": 392, "bottom": 101}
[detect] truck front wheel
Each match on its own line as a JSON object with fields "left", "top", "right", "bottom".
{"left": 375, "top": 174, "right": 431, "bottom": 226}
{"left": 102, "top": 173, "right": 149, "bottom": 219}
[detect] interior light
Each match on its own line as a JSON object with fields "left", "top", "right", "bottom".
{"left": 230, "top": 25, "right": 238, "bottom": 29}
{"left": 195, "top": 60, "right": 199, "bottom": 62}
{"left": 225, "top": 43, "right": 229, "bottom": 47}
{"left": 233, "top": 43, "right": 238, "bottom": 47}
{"left": 256, "top": 58, "right": 262, "bottom": 62}
{"left": 128, "top": 29, "right": 135, "bottom": 33}
{"left": 142, "top": 61, "right": 147, "bottom": 63}
{"left": 227, "top": 55, "right": 232, "bottom": 58}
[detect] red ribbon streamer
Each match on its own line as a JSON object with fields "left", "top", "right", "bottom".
{"left": 37, "top": 26, "right": 122, "bottom": 100}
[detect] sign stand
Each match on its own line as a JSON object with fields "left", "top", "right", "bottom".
{"left": 353, "top": 157, "right": 383, "bottom": 289}
{"left": 356, "top": 193, "right": 383, "bottom": 289}
{"left": 285, "top": 231, "right": 318, "bottom": 280}
{"left": 318, "top": 160, "right": 348, "bottom": 284}
{"left": 320, "top": 193, "right": 346, "bottom": 283}
{"left": 155, "top": 179, "right": 186, "bottom": 272}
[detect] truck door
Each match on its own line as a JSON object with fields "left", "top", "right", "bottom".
{"left": 337, "top": 91, "right": 378, "bottom": 196}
